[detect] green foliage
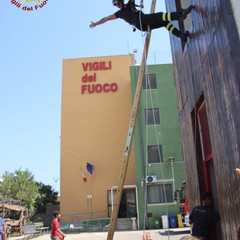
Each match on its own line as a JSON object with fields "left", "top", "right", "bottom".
{"left": 35, "top": 182, "right": 58, "bottom": 209}
{"left": 0, "top": 178, "right": 3, "bottom": 197}
{"left": 1, "top": 168, "right": 40, "bottom": 215}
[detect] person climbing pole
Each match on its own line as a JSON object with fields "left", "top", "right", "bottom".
{"left": 89, "top": 0, "right": 193, "bottom": 42}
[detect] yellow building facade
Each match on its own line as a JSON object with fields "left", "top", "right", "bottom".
{"left": 60, "top": 55, "right": 137, "bottom": 222}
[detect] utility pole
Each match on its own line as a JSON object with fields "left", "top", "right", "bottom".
{"left": 107, "top": 1, "right": 157, "bottom": 239}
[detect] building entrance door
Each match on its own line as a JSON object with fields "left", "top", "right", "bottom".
{"left": 118, "top": 189, "right": 136, "bottom": 218}
{"left": 197, "top": 100, "right": 222, "bottom": 240}
{"left": 108, "top": 187, "right": 137, "bottom": 218}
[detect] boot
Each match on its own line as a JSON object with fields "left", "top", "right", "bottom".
{"left": 179, "top": 31, "right": 189, "bottom": 43}
{"left": 179, "top": 5, "right": 194, "bottom": 20}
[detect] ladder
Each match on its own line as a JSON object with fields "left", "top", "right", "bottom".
{"left": 107, "top": 1, "right": 157, "bottom": 239}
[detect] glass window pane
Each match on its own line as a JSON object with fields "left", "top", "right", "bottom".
{"left": 145, "top": 108, "right": 160, "bottom": 125}
{"left": 147, "top": 184, "right": 173, "bottom": 204}
{"left": 148, "top": 145, "right": 163, "bottom": 163}
{"left": 143, "top": 74, "right": 157, "bottom": 89}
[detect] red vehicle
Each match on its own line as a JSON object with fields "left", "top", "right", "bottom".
{"left": 174, "top": 181, "right": 189, "bottom": 226}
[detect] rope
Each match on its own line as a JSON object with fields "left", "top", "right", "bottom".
{"left": 143, "top": 65, "right": 150, "bottom": 232}
{"left": 133, "top": 1, "right": 173, "bottom": 238}
{"left": 143, "top": 69, "right": 171, "bottom": 240}
{"left": 137, "top": 10, "right": 172, "bottom": 240}
{"left": 139, "top": 3, "right": 150, "bottom": 234}
{"left": 138, "top": 3, "right": 147, "bottom": 38}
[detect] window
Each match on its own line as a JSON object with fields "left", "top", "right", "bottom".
{"left": 143, "top": 74, "right": 157, "bottom": 90}
{"left": 147, "top": 183, "right": 173, "bottom": 204}
{"left": 148, "top": 145, "right": 163, "bottom": 163}
{"left": 145, "top": 108, "right": 160, "bottom": 125}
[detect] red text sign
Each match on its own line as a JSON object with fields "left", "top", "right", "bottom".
{"left": 81, "top": 60, "right": 118, "bottom": 94}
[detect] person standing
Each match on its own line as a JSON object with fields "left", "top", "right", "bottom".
{"left": 0, "top": 215, "right": 5, "bottom": 240}
{"left": 51, "top": 210, "right": 66, "bottom": 240}
{"left": 189, "top": 193, "right": 220, "bottom": 240}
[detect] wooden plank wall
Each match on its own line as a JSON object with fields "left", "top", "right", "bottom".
{"left": 165, "top": 0, "right": 240, "bottom": 239}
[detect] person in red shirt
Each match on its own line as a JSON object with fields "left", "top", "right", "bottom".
{"left": 51, "top": 210, "right": 66, "bottom": 240}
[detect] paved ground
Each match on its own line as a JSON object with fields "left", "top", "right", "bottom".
{"left": 10, "top": 229, "right": 191, "bottom": 240}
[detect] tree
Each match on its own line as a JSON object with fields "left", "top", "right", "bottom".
{"left": 0, "top": 178, "right": 3, "bottom": 197}
{"left": 1, "top": 168, "right": 40, "bottom": 215}
{"left": 35, "top": 182, "right": 58, "bottom": 213}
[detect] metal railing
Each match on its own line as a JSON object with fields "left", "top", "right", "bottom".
{"left": 61, "top": 210, "right": 110, "bottom": 232}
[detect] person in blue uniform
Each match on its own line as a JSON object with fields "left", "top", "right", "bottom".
{"left": 0, "top": 215, "right": 5, "bottom": 240}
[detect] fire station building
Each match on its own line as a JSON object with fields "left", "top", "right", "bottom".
{"left": 60, "top": 55, "right": 185, "bottom": 229}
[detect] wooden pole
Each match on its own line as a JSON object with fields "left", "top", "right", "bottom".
{"left": 107, "top": 1, "right": 156, "bottom": 239}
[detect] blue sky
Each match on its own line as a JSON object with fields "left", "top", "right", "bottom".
{"left": 0, "top": 0, "right": 172, "bottom": 194}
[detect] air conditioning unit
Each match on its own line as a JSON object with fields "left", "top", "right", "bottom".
{"left": 146, "top": 175, "right": 157, "bottom": 183}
